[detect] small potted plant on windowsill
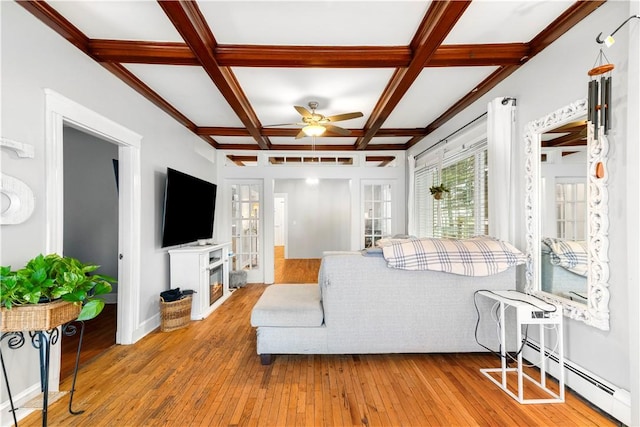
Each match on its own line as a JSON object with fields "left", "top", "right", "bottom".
{"left": 0, "top": 254, "right": 116, "bottom": 332}
{"left": 429, "top": 184, "right": 450, "bottom": 200}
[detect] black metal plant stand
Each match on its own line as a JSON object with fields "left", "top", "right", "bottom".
{"left": 1, "top": 320, "right": 85, "bottom": 427}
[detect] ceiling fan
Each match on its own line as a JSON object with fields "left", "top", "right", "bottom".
{"left": 268, "top": 101, "right": 363, "bottom": 139}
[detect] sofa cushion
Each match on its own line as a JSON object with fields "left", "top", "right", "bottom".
{"left": 381, "top": 236, "right": 526, "bottom": 276}
{"left": 251, "top": 284, "right": 324, "bottom": 327}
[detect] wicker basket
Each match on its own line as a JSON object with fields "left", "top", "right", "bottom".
{"left": 0, "top": 300, "right": 82, "bottom": 332}
{"left": 160, "top": 295, "right": 192, "bottom": 332}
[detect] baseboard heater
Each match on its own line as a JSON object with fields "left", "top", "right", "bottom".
{"left": 524, "top": 341, "right": 630, "bottom": 425}
{"left": 525, "top": 341, "right": 614, "bottom": 394}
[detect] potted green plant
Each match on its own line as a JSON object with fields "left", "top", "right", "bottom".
{"left": 429, "top": 184, "right": 450, "bottom": 200}
{"left": 0, "top": 254, "right": 116, "bottom": 331}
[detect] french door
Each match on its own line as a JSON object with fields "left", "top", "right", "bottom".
{"left": 230, "top": 181, "right": 263, "bottom": 282}
{"left": 362, "top": 182, "right": 393, "bottom": 248}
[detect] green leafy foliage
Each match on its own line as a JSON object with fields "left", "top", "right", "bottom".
{"left": 0, "top": 254, "right": 116, "bottom": 321}
{"left": 76, "top": 299, "right": 105, "bottom": 321}
{"left": 429, "top": 184, "right": 450, "bottom": 195}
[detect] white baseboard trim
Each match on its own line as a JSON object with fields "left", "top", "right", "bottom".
{"left": 104, "top": 292, "right": 118, "bottom": 304}
{"left": 0, "top": 383, "right": 40, "bottom": 427}
{"left": 523, "top": 340, "right": 630, "bottom": 425}
{"left": 132, "top": 313, "right": 160, "bottom": 344}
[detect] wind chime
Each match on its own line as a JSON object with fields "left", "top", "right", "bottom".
{"left": 587, "top": 14, "right": 638, "bottom": 179}
{"left": 589, "top": 14, "right": 640, "bottom": 138}
{"left": 587, "top": 49, "right": 613, "bottom": 139}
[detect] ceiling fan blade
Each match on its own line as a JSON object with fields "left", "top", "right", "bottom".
{"left": 324, "top": 124, "right": 351, "bottom": 136}
{"left": 326, "top": 112, "right": 363, "bottom": 122}
{"left": 294, "top": 105, "right": 313, "bottom": 118}
{"left": 295, "top": 129, "right": 307, "bottom": 139}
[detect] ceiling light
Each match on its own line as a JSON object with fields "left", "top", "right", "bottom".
{"left": 302, "top": 124, "right": 325, "bottom": 137}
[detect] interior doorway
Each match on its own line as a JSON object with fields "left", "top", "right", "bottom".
{"left": 273, "top": 192, "right": 320, "bottom": 283}
{"left": 274, "top": 193, "right": 287, "bottom": 258}
{"left": 60, "top": 126, "right": 119, "bottom": 378}
{"left": 272, "top": 179, "right": 350, "bottom": 283}
{"left": 44, "top": 89, "right": 142, "bottom": 393}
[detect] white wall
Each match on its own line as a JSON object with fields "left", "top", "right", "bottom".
{"left": 0, "top": 2, "right": 218, "bottom": 417}
{"left": 627, "top": 1, "right": 640, "bottom": 424}
{"left": 625, "top": 2, "right": 640, "bottom": 424}
{"left": 274, "top": 179, "right": 351, "bottom": 258}
{"left": 408, "top": 0, "right": 637, "bottom": 421}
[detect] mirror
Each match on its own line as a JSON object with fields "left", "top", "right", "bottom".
{"left": 540, "top": 118, "right": 588, "bottom": 302}
{"left": 524, "top": 98, "right": 610, "bottom": 330}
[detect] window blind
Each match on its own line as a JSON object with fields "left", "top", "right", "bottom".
{"left": 413, "top": 142, "right": 488, "bottom": 239}
{"left": 414, "top": 166, "right": 436, "bottom": 237}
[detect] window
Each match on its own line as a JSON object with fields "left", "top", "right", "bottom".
{"left": 267, "top": 155, "right": 355, "bottom": 165}
{"left": 414, "top": 142, "right": 488, "bottom": 239}
{"left": 555, "top": 181, "right": 586, "bottom": 240}
{"left": 363, "top": 183, "right": 392, "bottom": 248}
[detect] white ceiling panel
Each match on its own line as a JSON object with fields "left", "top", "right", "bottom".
{"left": 199, "top": 1, "right": 430, "bottom": 45}
{"left": 368, "top": 137, "right": 410, "bottom": 146}
{"left": 384, "top": 66, "right": 498, "bottom": 128}
{"left": 233, "top": 67, "right": 394, "bottom": 128}
{"left": 215, "top": 136, "right": 260, "bottom": 146}
{"left": 49, "top": 1, "right": 183, "bottom": 42}
{"left": 124, "top": 64, "right": 244, "bottom": 127}
{"left": 444, "top": 0, "right": 574, "bottom": 44}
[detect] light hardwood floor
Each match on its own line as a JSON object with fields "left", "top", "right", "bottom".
{"left": 58, "top": 244, "right": 310, "bottom": 378}
{"left": 274, "top": 246, "right": 322, "bottom": 284}
{"left": 60, "top": 303, "right": 117, "bottom": 379}
{"left": 23, "top": 287, "right": 617, "bottom": 426}
{"left": 21, "top": 251, "right": 618, "bottom": 426}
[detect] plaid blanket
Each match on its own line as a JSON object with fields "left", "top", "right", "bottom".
{"left": 381, "top": 236, "right": 526, "bottom": 276}
{"left": 542, "top": 237, "right": 588, "bottom": 277}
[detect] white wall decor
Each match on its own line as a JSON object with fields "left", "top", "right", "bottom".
{"left": 524, "top": 98, "right": 610, "bottom": 331}
{"left": 1, "top": 137, "right": 36, "bottom": 224}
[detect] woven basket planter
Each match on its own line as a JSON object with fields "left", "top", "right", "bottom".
{"left": 160, "top": 295, "right": 192, "bottom": 332}
{"left": 0, "top": 300, "right": 81, "bottom": 332}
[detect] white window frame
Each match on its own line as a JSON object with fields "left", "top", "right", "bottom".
{"left": 554, "top": 178, "right": 587, "bottom": 240}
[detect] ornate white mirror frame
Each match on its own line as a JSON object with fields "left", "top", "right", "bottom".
{"left": 524, "top": 98, "right": 610, "bottom": 330}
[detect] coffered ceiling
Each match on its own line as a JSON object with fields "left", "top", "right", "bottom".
{"left": 18, "top": 1, "right": 605, "bottom": 151}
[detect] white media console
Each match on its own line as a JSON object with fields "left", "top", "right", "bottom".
{"left": 168, "top": 242, "right": 232, "bottom": 320}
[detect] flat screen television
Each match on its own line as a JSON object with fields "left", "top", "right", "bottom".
{"left": 161, "top": 168, "right": 217, "bottom": 248}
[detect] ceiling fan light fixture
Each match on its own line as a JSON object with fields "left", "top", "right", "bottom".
{"left": 302, "top": 124, "right": 325, "bottom": 137}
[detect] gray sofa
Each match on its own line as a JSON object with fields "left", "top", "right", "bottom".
{"left": 251, "top": 251, "right": 517, "bottom": 364}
